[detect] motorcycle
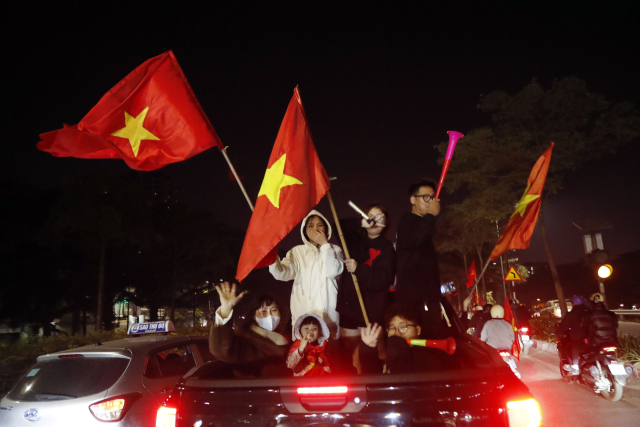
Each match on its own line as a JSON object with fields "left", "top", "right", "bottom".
{"left": 498, "top": 349, "right": 521, "bottom": 379}
{"left": 558, "top": 339, "right": 629, "bottom": 402}
{"left": 517, "top": 322, "right": 533, "bottom": 355}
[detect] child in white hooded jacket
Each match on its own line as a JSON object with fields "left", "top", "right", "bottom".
{"left": 270, "top": 210, "right": 344, "bottom": 339}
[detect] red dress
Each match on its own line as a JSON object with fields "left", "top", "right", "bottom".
{"left": 287, "top": 340, "right": 331, "bottom": 376}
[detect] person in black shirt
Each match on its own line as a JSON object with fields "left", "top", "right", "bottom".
{"left": 395, "top": 179, "right": 442, "bottom": 335}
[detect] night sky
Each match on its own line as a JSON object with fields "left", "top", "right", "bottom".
{"left": 3, "top": 2, "right": 640, "bottom": 265}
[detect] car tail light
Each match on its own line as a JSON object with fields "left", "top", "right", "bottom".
{"left": 506, "top": 398, "right": 541, "bottom": 427}
{"left": 156, "top": 406, "right": 177, "bottom": 427}
{"left": 499, "top": 351, "right": 511, "bottom": 357}
{"left": 297, "top": 386, "right": 348, "bottom": 394}
{"left": 89, "top": 398, "right": 126, "bottom": 421}
{"left": 603, "top": 346, "right": 617, "bottom": 352}
{"left": 58, "top": 354, "right": 84, "bottom": 358}
{"left": 520, "top": 326, "right": 529, "bottom": 333}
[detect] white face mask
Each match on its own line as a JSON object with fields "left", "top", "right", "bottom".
{"left": 255, "top": 315, "right": 280, "bottom": 332}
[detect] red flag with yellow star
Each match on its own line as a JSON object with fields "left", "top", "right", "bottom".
{"left": 503, "top": 300, "right": 521, "bottom": 360}
{"left": 37, "top": 51, "right": 222, "bottom": 171}
{"left": 490, "top": 143, "right": 554, "bottom": 260}
{"left": 465, "top": 259, "right": 477, "bottom": 288}
{"left": 236, "top": 87, "right": 330, "bottom": 282}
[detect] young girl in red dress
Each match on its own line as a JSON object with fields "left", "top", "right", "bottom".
{"left": 286, "top": 314, "right": 332, "bottom": 376}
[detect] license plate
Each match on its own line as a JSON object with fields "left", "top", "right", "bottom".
{"left": 608, "top": 364, "right": 626, "bottom": 376}
{"left": 521, "top": 335, "right": 530, "bottom": 341}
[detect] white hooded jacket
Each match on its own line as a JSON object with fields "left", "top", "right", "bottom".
{"left": 269, "top": 210, "right": 344, "bottom": 339}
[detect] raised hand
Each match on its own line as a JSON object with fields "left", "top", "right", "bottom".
{"left": 360, "top": 322, "right": 383, "bottom": 348}
{"left": 215, "top": 281, "right": 246, "bottom": 319}
{"left": 426, "top": 198, "right": 441, "bottom": 216}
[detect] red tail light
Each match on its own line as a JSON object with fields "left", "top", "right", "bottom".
{"left": 520, "top": 327, "right": 529, "bottom": 333}
{"left": 59, "top": 354, "right": 84, "bottom": 358}
{"left": 297, "top": 386, "right": 348, "bottom": 394}
{"left": 507, "top": 398, "right": 541, "bottom": 427}
{"left": 89, "top": 397, "right": 126, "bottom": 422}
{"left": 603, "top": 346, "right": 617, "bottom": 352}
{"left": 156, "top": 406, "right": 177, "bottom": 427}
{"left": 499, "top": 351, "right": 511, "bottom": 357}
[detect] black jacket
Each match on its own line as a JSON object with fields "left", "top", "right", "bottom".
{"left": 469, "top": 312, "right": 490, "bottom": 339}
{"left": 395, "top": 212, "right": 440, "bottom": 307}
{"left": 555, "top": 304, "right": 590, "bottom": 341}
{"left": 582, "top": 303, "right": 618, "bottom": 346}
{"left": 337, "top": 229, "right": 396, "bottom": 327}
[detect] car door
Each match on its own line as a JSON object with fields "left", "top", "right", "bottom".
{"left": 141, "top": 343, "right": 197, "bottom": 404}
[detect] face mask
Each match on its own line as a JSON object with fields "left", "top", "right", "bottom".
{"left": 255, "top": 315, "right": 280, "bottom": 331}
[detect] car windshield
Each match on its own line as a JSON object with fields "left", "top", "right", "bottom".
{"left": 8, "top": 356, "right": 130, "bottom": 401}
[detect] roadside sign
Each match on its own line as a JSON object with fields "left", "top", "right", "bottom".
{"left": 504, "top": 266, "right": 523, "bottom": 281}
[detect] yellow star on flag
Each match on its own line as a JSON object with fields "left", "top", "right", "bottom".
{"left": 511, "top": 183, "right": 540, "bottom": 218}
{"left": 258, "top": 153, "right": 303, "bottom": 208}
{"left": 111, "top": 107, "right": 160, "bottom": 157}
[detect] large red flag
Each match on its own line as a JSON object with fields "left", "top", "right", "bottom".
{"left": 37, "top": 51, "right": 222, "bottom": 171}
{"left": 236, "top": 87, "right": 330, "bottom": 282}
{"left": 465, "top": 260, "right": 477, "bottom": 288}
{"left": 490, "top": 143, "right": 554, "bottom": 260}
{"left": 503, "top": 301, "right": 521, "bottom": 360}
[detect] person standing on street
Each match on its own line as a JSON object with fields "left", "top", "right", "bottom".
{"left": 395, "top": 179, "right": 442, "bottom": 334}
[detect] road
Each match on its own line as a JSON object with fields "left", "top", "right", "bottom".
{"left": 519, "top": 347, "right": 640, "bottom": 426}
{"left": 618, "top": 321, "right": 640, "bottom": 338}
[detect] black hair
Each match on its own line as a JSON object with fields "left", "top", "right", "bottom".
{"left": 300, "top": 316, "right": 324, "bottom": 338}
{"left": 408, "top": 178, "right": 437, "bottom": 197}
{"left": 302, "top": 214, "right": 329, "bottom": 243}
{"left": 482, "top": 304, "right": 493, "bottom": 314}
{"left": 383, "top": 302, "right": 423, "bottom": 328}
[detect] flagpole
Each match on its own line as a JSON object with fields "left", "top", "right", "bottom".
{"left": 496, "top": 221, "right": 507, "bottom": 304}
{"left": 325, "top": 189, "right": 370, "bottom": 326}
{"left": 464, "top": 258, "right": 492, "bottom": 306}
{"left": 220, "top": 147, "right": 255, "bottom": 212}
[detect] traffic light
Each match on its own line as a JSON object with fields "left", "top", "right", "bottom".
{"left": 597, "top": 264, "right": 613, "bottom": 279}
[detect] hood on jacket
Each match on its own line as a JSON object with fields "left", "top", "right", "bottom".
{"left": 300, "top": 210, "right": 332, "bottom": 247}
{"left": 293, "top": 313, "right": 331, "bottom": 345}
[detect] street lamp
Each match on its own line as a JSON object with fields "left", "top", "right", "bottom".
{"left": 597, "top": 264, "right": 612, "bottom": 279}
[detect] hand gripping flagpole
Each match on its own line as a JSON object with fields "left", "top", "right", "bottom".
{"left": 435, "top": 131, "right": 464, "bottom": 199}
{"left": 220, "top": 147, "right": 255, "bottom": 212}
{"left": 326, "top": 178, "right": 370, "bottom": 325}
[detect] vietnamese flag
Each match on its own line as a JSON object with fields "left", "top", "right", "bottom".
{"left": 472, "top": 291, "right": 484, "bottom": 306}
{"left": 236, "top": 87, "right": 330, "bottom": 282}
{"left": 490, "top": 143, "right": 554, "bottom": 260}
{"left": 37, "top": 51, "right": 222, "bottom": 171}
{"left": 504, "top": 301, "right": 521, "bottom": 360}
{"left": 465, "top": 260, "right": 477, "bottom": 288}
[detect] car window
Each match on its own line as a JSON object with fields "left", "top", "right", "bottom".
{"left": 195, "top": 342, "right": 216, "bottom": 363}
{"left": 8, "top": 356, "right": 129, "bottom": 401}
{"left": 144, "top": 344, "right": 196, "bottom": 379}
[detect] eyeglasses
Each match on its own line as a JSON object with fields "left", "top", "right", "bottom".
{"left": 386, "top": 323, "right": 416, "bottom": 335}
{"left": 414, "top": 193, "right": 434, "bottom": 202}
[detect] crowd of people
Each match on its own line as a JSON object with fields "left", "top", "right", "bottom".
{"left": 205, "top": 177, "right": 620, "bottom": 378}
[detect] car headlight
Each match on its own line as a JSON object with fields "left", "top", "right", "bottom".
{"left": 507, "top": 398, "right": 541, "bottom": 427}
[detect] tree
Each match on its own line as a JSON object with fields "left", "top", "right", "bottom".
{"left": 437, "top": 77, "right": 640, "bottom": 315}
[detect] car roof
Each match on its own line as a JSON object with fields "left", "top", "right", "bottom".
{"left": 37, "top": 335, "right": 208, "bottom": 360}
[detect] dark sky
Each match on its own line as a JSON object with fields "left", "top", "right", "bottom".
{"left": 3, "top": 1, "right": 639, "bottom": 265}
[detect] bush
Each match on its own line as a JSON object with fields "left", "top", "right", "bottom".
{"left": 530, "top": 317, "right": 559, "bottom": 343}
{"left": 617, "top": 334, "right": 640, "bottom": 364}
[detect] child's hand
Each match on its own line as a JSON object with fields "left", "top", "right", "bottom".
{"left": 299, "top": 331, "right": 314, "bottom": 353}
{"left": 361, "top": 323, "right": 383, "bottom": 348}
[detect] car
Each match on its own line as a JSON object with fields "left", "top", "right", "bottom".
{"left": 540, "top": 299, "right": 574, "bottom": 319}
{"left": 0, "top": 321, "right": 214, "bottom": 427}
{"left": 158, "top": 299, "right": 542, "bottom": 427}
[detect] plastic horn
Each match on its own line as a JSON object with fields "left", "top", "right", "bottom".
{"left": 407, "top": 337, "right": 457, "bottom": 355}
{"left": 348, "top": 201, "right": 375, "bottom": 224}
{"left": 435, "top": 130, "right": 464, "bottom": 199}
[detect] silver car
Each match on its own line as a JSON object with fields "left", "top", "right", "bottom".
{"left": 0, "top": 327, "right": 213, "bottom": 426}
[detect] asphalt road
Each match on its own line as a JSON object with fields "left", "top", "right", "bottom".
{"left": 618, "top": 321, "right": 640, "bottom": 338}
{"left": 518, "top": 347, "right": 640, "bottom": 426}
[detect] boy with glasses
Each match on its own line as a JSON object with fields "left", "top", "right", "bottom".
{"left": 396, "top": 179, "right": 442, "bottom": 334}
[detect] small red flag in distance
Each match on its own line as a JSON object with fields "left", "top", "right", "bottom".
{"left": 490, "top": 143, "right": 554, "bottom": 260}
{"left": 466, "top": 259, "right": 477, "bottom": 288}
{"left": 236, "top": 87, "right": 330, "bottom": 282}
{"left": 503, "top": 301, "right": 521, "bottom": 360}
{"left": 37, "top": 51, "right": 222, "bottom": 171}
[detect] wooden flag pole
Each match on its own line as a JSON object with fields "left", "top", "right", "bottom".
{"left": 220, "top": 147, "right": 254, "bottom": 212}
{"left": 326, "top": 189, "right": 370, "bottom": 325}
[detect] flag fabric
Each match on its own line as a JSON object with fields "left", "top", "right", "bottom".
{"left": 472, "top": 291, "right": 484, "bottom": 306}
{"left": 504, "top": 301, "right": 521, "bottom": 360}
{"left": 236, "top": 87, "right": 330, "bottom": 282}
{"left": 465, "top": 260, "right": 477, "bottom": 288}
{"left": 38, "top": 51, "right": 222, "bottom": 171}
{"left": 490, "top": 143, "right": 554, "bottom": 260}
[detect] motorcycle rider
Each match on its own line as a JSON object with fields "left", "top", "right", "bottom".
{"left": 582, "top": 301, "right": 619, "bottom": 347}
{"left": 469, "top": 304, "right": 492, "bottom": 339}
{"left": 480, "top": 305, "right": 519, "bottom": 378}
{"left": 555, "top": 295, "right": 591, "bottom": 375}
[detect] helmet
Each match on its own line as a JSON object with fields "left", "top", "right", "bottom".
{"left": 490, "top": 305, "right": 505, "bottom": 319}
{"left": 569, "top": 295, "right": 586, "bottom": 306}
